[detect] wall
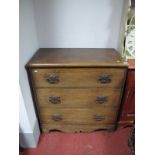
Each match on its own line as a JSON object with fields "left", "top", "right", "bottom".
{"left": 19, "top": 0, "right": 127, "bottom": 148}
{"left": 33, "top": 0, "right": 124, "bottom": 49}
{"left": 19, "top": 0, "right": 40, "bottom": 148}
{"left": 19, "top": 86, "right": 40, "bottom": 148}
{"left": 19, "top": 86, "right": 31, "bottom": 133}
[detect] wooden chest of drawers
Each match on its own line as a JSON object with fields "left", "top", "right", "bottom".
{"left": 26, "top": 48, "right": 128, "bottom": 132}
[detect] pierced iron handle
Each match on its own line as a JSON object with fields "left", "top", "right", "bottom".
{"left": 98, "top": 74, "right": 112, "bottom": 84}
{"left": 49, "top": 96, "right": 61, "bottom": 104}
{"left": 95, "top": 115, "right": 105, "bottom": 121}
{"left": 46, "top": 75, "right": 59, "bottom": 84}
{"left": 52, "top": 114, "right": 62, "bottom": 121}
{"left": 96, "top": 96, "right": 108, "bottom": 104}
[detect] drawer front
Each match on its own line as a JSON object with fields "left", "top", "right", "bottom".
{"left": 36, "top": 88, "right": 122, "bottom": 108}
{"left": 31, "top": 68, "right": 126, "bottom": 88}
{"left": 39, "top": 108, "right": 118, "bottom": 125}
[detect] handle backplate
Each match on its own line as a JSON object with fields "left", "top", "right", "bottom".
{"left": 96, "top": 96, "right": 108, "bottom": 104}
{"left": 52, "top": 114, "right": 62, "bottom": 121}
{"left": 95, "top": 115, "right": 105, "bottom": 121}
{"left": 49, "top": 96, "right": 61, "bottom": 104}
{"left": 46, "top": 75, "right": 59, "bottom": 84}
{"left": 98, "top": 74, "right": 112, "bottom": 84}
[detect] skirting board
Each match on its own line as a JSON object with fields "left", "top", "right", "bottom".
{"left": 19, "top": 120, "right": 40, "bottom": 148}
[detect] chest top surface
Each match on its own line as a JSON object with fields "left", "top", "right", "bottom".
{"left": 27, "top": 48, "right": 128, "bottom": 68}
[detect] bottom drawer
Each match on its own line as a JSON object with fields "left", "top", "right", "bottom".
{"left": 39, "top": 107, "right": 118, "bottom": 125}
{"left": 42, "top": 124, "right": 116, "bottom": 133}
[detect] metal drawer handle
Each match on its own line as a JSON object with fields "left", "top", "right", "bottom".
{"left": 52, "top": 114, "right": 62, "bottom": 121}
{"left": 46, "top": 75, "right": 59, "bottom": 84}
{"left": 96, "top": 96, "right": 108, "bottom": 104}
{"left": 98, "top": 74, "right": 112, "bottom": 84}
{"left": 49, "top": 96, "right": 61, "bottom": 104}
{"left": 95, "top": 115, "right": 105, "bottom": 121}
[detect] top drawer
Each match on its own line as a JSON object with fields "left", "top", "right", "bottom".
{"left": 30, "top": 68, "right": 126, "bottom": 88}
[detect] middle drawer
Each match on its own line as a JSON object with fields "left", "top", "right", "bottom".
{"left": 36, "top": 88, "right": 122, "bottom": 108}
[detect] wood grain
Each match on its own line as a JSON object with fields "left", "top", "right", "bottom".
{"left": 31, "top": 68, "right": 126, "bottom": 88}
{"left": 42, "top": 124, "right": 116, "bottom": 133}
{"left": 39, "top": 107, "right": 119, "bottom": 125}
{"left": 26, "top": 48, "right": 128, "bottom": 68}
{"left": 26, "top": 48, "right": 128, "bottom": 132}
{"left": 36, "top": 88, "right": 122, "bottom": 108}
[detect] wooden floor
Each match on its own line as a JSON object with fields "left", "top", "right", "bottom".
{"left": 20, "top": 127, "right": 133, "bottom": 155}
